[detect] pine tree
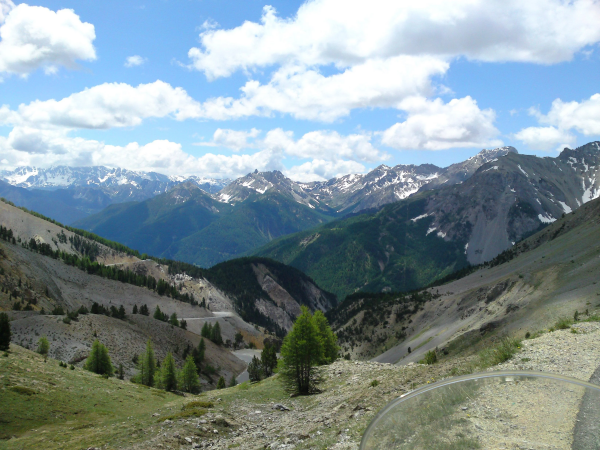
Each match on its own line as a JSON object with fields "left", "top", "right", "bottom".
{"left": 279, "top": 306, "right": 323, "bottom": 395}
{"left": 37, "top": 336, "right": 50, "bottom": 362}
{"left": 160, "top": 352, "right": 177, "bottom": 392}
{"left": 84, "top": 340, "right": 114, "bottom": 376}
{"left": 192, "top": 338, "right": 205, "bottom": 373}
{"left": 117, "top": 363, "right": 124, "bottom": 380}
{"left": 137, "top": 339, "right": 156, "bottom": 386}
{"left": 211, "top": 321, "right": 223, "bottom": 345}
{"left": 228, "top": 374, "right": 237, "bottom": 387}
{"left": 153, "top": 306, "right": 164, "bottom": 321}
{"left": 169, "top": 312, "right": 179, "bottom": 327}
{"left": 0, "top": 312, "right": 11, "bottom": 351}
{"left": 118, "top": 305, "right": 126, "bottom": 320}
{"left": 132, "top": 304, "right": 138, "bottom": 315}
{"left": 312, "top": 310, "right": 339, "bottom": 364}
{"left": 140, "top": 304, "right": 149, "bottom": 316}
{"left": 180, "top": 319, "right": 187, "bottom": 330}
{"left": 217, "top": 376, "right": 226, "bottom": 389}
{"left": 179, "top": 355, "right": 200, "bottom": 393}
{"left": 234, "top": 331, "right": 244, "bottom": 349}
{"left": 201, "top": 322, "right": 211, "bottom": 338}
{"left": 248, "top": 355, "right": 262, "bottom": 382}
{"left": 261, "top": 341, "right": 278, "bottom": 377}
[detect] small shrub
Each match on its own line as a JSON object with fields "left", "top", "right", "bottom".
{"left": 62, "top": 316, "right": 71, "bottom": 325}
{"left": 159, "top": 409, "right": 207, "bottom": 422}
{"left": 574, "top": 311, "right": 580, "bottom": 322}
{"left": 238, "top": 381, "right": 250, "bottom": 390}
{"left": 421, "top": 350, "right": 438, "bottom": 365}
{"left": 478, "top": 337, "right": 521, "bottom": 368}
{"left": 11, "top": 386, "right": 36, "bottom": 395}
{"left": 554, "top": 317, "right": 573, "bottom": 330}
{"left": 182, "top": 400, "right": 214, "bottom": 410}
{"left": 525, "top": 332, "right": 531, "bottom": 339}
{"left": 370, "top": 379, "right": 379, "bottom": 387}
{"left": 69, "top": 364, "right": 75, "bottom": 370}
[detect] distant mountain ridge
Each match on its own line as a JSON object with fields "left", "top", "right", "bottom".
{"left": 0, "top": 165, "right": 230, "bottom": 197}
{"left": 254, "top": 142, "right": 600, "bottom": 298}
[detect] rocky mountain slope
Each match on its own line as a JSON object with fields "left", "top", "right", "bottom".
{"left": 329, "top": 192, "right": 600, "bottom": 364}
{"left": 74, "top": 182, "right": 337, "bottom": 267}
{"left": 256, "top": 141, "right": 600, "bottom": 298}
{"left": 303, "top": 146, "right": 517, "bottom": 214}
{"left": 0, "top": 199, "right": 334, "bottom": 335}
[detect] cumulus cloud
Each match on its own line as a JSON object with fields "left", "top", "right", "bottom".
{"left": 513, "top": 126, "right": 575, "bottom": 152}
{"left": 4, "top": 81, "right": 202, "bottom": 129}
{"left": 533, "top": 94, "right": 600, "bottom": 136}
{"left": 124, "top": 55, "right": 146, "bottom": 68}
{"left": 195, "top": 128, "right": 261, "bottom": 151}
{"left": 0, "top": 127, "right": 284, "bottom": 178}
{"left": 0, "top": 124, "right": 380, "bottom": 180}
{"left": 514, "top": 94, "right": 600, "bottom": 150}
{"left": 381, "top": 96, "right": 502, "bottom": 150}
{"left": 198, "top": 56, "right": 448, "bottom": 121}
{"left": 261, "top": 128, "right": 386, "bottom": 162}
{"left": 285, "top": 159, "right": 366, "bottom": 182}
{"left": 189, "top": 0, "right": 600, "bottom": 79}
{"left": 0, "top": 2, "right": 96, "bottom": 76}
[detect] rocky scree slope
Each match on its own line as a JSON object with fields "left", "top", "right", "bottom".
{"left": 331, "top": 194, "right": 600, "bottom": 364}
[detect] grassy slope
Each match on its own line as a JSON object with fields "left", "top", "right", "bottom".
{"left": 254, "top": 194, "right": 469, "bottom": 299}
{"left": 0, "top": 345, "right": 184, "bottom": 449}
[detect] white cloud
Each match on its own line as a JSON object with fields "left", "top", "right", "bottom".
{"left": 513, "top": 126, "right": 575, "bottom": 152}
{"left": 0, "top": 127, "right": 284, "bottom": 178}
{"left": 262, "top": 128, "right": 386, "bottom": 162}
{"left": 124, "top": 55, "right": 146, "bottom": 68}
{"left": 195, "top": 128, "right": 261, "bottom": 151}
{"left": 198, "top": 56, "right": 448, "bottom": 121}
{"left": 4, "top": 80, "right": 202, "bottom": 129}
{"left": 285, "top": 159, "right": 366, "bottom": 182}
{"left": 534, "top": 94, "right": 600, "bottom": 136}
{"left": 189, "top": 0, "right": 600, "bottom": 80}
{"left": 381, "top": 96, "right": 502, "bottom": 150}
{"left": 0, "top": 2, "right": 96, "bottom": 76}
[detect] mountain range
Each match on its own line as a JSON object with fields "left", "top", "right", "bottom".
{"left": 256, "top": 142, "right": 600, "bottom": 298}
{"left": 0, "top": 166, "right": 229, "bottom": 224}
{"left": 3, "top": 142, "right": 600, "bottom": 301}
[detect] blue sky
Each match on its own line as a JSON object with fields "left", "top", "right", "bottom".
{"left": 0, "top": 0, "right": 599, "bottom": 181}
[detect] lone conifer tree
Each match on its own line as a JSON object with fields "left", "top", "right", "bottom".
{"left": 248, "top": 355, "right": 262, "bottom": 382}
{"left": 160, "top": 352, "right": 177, "bottom": 391}
{"left": 179, "top": 355, "right": 200, "bottom": 393}
{"left": 261, "top": 341, "right": 277, "bottom": 377}
{"left": 192, "top": 338, "right": 205, "bottom": 373}
{"left": 132, "top": 304, "right": 138, "bottom": 314}
{"left": 279, "top": 306, "right": 324, "bottom": 395}
{"left": 201, "top": 321, "right": 211, "bottom": 338}
{"left": 0, "top": 312, "right": 11, "bottom": 351}
{"left": 228, "top": 374, "right": 237, "bottom": 387}
{"left": 180, "top": 319, "right": 187, "bottom": 330}
{"left": 211, "top": 321, "right": 223, "bottom": 345}
{"left": 37, "top": 336, "right": 50, "bottom": 362}
{"left": 140, "top": 304, "right": 149, "bottom": 316}
{"left": 84, "top": 340, "right": 114, "bottom": 376}
{"left": 217, "top": 376, "right": 226, "bottom": 389}
{"left": 169, "top": 312, "right": 179, "bottom": 327}
{"left": 153, "top": 306, "right": 164, "bottom": 321}
{"left": 137, "top": 339, "right": 156, "bottom": 386}
{"left": 312, "top": 310, "right": 339, "bottom": 364}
